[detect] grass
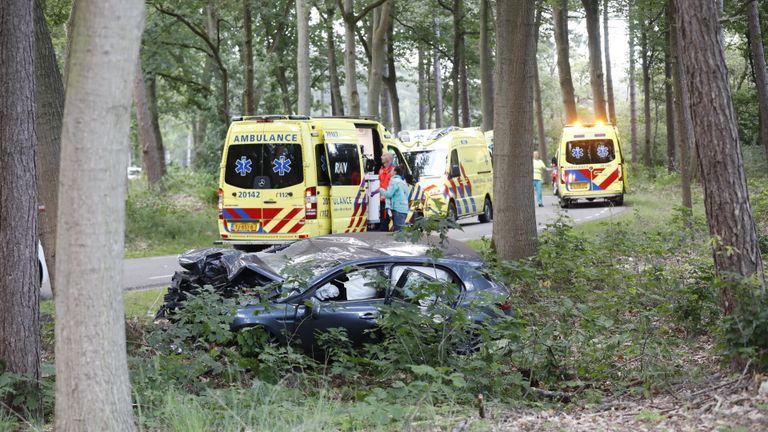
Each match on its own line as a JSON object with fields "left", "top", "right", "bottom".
{"left": 40, "top": 287, "right": 168, "bottom": 321}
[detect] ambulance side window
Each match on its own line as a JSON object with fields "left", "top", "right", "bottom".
{"left": 326, "top": 143, "right": 362, "bottom": 186}
{"left": 315, "top": 144, "right": 331, "bottom": 186}
{"left": 449, "top": 149, "right": 460, "bottom": 177}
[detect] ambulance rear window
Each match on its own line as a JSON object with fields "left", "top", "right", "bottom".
{"left": 326, "top": 143, "right": 361, "bottom": 186}
{"left": 224, "top": 143, "right": 304, "bottom": 189}
{"left": 565, "top": 139, "right": 615, "bottom": 165}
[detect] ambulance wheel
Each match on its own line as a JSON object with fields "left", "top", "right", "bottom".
{"left": 478, "top": 197, "right": 493, "bottom": 223}
{"left": 612, "top": 195, "right": 624, "bottom": 206}
{"left": 559, "top": 198, "right": 570, "bottom": 209}
{"left": 447, "top": 201, "right": 458, "bottom": 223}
{"left": 233, "top": 244, "right": 270, "bottom": 253}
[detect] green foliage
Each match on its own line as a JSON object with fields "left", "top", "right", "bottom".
{"left": 125, "top": 167, "right": 217, "bottom": 257}
{"left": 717, "top": 282, "right": 768, "bottom": 370}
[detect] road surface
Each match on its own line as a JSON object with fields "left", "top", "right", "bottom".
{"left": 40, "top": 194, "right": 625, "bottom": 299}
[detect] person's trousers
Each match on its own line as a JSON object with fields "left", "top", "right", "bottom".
{"left": 392, "top": 211, "right": 407, "bottom": 231}
{"left": 533, "top": 179, "right": 543, "bottom": 205}
{"left": 379, "top": 203, "right": 390, "bottom": 231}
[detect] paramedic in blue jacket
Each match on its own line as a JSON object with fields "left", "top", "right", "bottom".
{"left": 382, "top": 165, "right": 410, "bottom": 231}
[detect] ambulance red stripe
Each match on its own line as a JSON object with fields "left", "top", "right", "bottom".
{"left": 269, "top": 208, "right": 302, "bottom": 233}
{"left": 598, "top": 168, "right": 620, "bottom": 190}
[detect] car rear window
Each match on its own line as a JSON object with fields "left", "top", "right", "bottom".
{"left": 224, "top": 143, "right": 304, "bottom": 189}
{"left": 565, "top": 139, "right": 616, "bottom": 165}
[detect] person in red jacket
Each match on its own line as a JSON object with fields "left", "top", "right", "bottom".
{"left": 378, "top": 152, "right": 394, "bottom": 231}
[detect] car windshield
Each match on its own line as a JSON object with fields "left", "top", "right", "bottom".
{"left": 403, "top": 150, "right": 447, "bottom": 179}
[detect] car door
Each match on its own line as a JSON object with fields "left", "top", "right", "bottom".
{"left": 325, "top": 141, "right": 366, "bottom": 233}
{"left": 293, "top": 265, "right": 388, "bottom": 353}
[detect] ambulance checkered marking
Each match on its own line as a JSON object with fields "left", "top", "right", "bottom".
{"left": 564, "top": 167, "right": 621, "bottom": 191}
{"left": 344, "top": 181, "right": 368, "bottom": 232}
{"left": 460, "top": 164, "right": 477, "bottom": 213}
{"left": 223, "top": 207, "right": 305, "bottom": 235}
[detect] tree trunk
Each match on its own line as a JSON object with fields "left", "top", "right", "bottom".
{"left": 747, "top": 0, "right": 768, "bottom": 160}
{"left": 603, "top": 0, "right": 616, "bottom": 124}
{"left": 296, "top": 0, "right": 311, "bottom": 115}
{"left": 55, "top": 1, "right": 144, "bottom": 430}
{"left": 277, "top": 64, "right": 292, "bottom": 112}
{"left": 34, "top": 0, "right": 64, "bottom": 296}
{"left": 418, "top": 46, "right": 427, "bottom": 129}
{"left": 342, "top": 0, "right": 361, "bottom": 115}
{"left": 434, "top": 17, "right": 444, "bottom": 128}
{"left": 326, "top": 4, "right": 344, "bottom": 116}
{"left": 534, "top": 4, "right": 547, "bottom": 160}
{"left": 480, "top": 0, "right": 494, "bottom": 131}
{"left": 455, "top": 0, "right": 470, "bottom": 128}
{"left": 384, "top": 17, "right": 401, "bottom": 133}
{"left": 675, "top": 0, "right": 766, "bottom": 309}
{"left": 642, "top": 27, "right": 653, "bottom": 168}
{"left": 243, "top": 0, "right": 254, "bottom": 116}
{"left": 553, "top": 0, "right": 578, "bottom": 124}
{"left": 493, "top": 0, "right": 538, "bottom": 260}
{"left": 204, "top": 4, "right": 228, "bottom": 129}
{"left": 366, "top": 0, "right": 392, "bottom": 119}
{"left": 0, "top": 0, "right": 40, "bottom": 384}
{"left": 629, "top": 5, "right": 639, "bottom": 163}
{"left": 664, "top": 10, "right": 676, "bottom": 174}
{"left": 133, "top": 61, "right": 165, "bottom": 186}
{"left": 582, "top": 0, "right": 607, "bottom": 121}
{"left": 669, "top": 0, "right": 692, "bottom": 211}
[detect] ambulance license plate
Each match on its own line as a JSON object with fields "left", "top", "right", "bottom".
{"left": 569, "top": 182, "right": 589, "bottom": 191}
{"left": 231, "top": 222, "right": 258, "bottom": 232}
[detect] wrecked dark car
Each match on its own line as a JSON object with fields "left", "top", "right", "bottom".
{"left": 157, "top": 233, "right": 511, "bottom": 353}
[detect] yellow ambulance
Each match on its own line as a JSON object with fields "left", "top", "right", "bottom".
{"left": 399, "top": 127, "right": 494, "bottom": 223}
{"left": 555, "top": 122, "right": 626, "bottom": 208}
{"left": 216, "top": 115, "right": 408, "bottom": 249}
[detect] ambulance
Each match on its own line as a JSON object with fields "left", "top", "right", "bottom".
{"left": 399, "top": 127, "right": 494, "bottom": 223}
{"left": 216, "top": 115, "right": 409, "bottom": 250}
{"left": 554, "top": 122, "right": 626, "bottom": 208}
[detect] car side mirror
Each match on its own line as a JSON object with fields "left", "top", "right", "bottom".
{"left": 311, "top": 301, "right": 322, "bottom": 319}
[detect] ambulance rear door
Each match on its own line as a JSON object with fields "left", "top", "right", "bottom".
{"left": 324, "top": 131, "right": 367, "bottom": 233}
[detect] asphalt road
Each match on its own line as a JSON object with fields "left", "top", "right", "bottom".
{"left": 39, "top": 193, "right": 625, "bottom": 299}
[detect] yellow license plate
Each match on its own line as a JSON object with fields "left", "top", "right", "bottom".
{"left": 231, "top": 222, "right": 259, "bottom": 232}
{"left": 569, "top": 182, "right": 589, "bottom": 191}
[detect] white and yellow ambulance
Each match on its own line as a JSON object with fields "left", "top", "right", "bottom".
{"left": 216, "top": 115, "right": 409, "bottom": 249}
{"left": 554, "top": 122, "right": 626, "bottom": 208}
{"left": 399, "top": 127, "right": 494, "bottom": 223}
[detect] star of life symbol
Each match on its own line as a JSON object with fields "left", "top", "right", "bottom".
{"left": 272, "top": 155, "right": 292, "bottom": 176}
{"left": 571, "top": 146, "right": 584, "bottom": 159}
{"left": 596, "top": 144, "right": 610, "bottom": 159}
{"left": 235, "top": 156, "right": 252, "bottom": 176}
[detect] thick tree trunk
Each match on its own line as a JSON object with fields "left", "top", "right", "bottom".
{"left": 418, "top": 46, "right": 428, "bottom": 129}
{"left": 326, "top": 5, "right": 345, "bottom": 116}
{"left": 296, "top": 0, "right": 311, "bottom": 115}
{"left": 342, "top": 0, "right": 361, "bottom": 115}
{"left": 34, "top": 0, "right": 64, "bottom": 296}
{"left": 384, "top": 17, "right": 401, "bottom": 133}
{"left": 243, "top": 0, "right": 254, "bottom": 115}
{"left": 675, "top": 0, "right": 765, "bottom": 308}
{"left": 204, "top": 4, "right": 229, "bottom": 129}
{"left": 534, "top": 5, "right": 547, "bottom": 160}
{"left": 454, "top": 0, "right": 470, "bottom": 128}
{"left": 434, "top": 17, "right": 444, "bottom": 128}
{"left": 642, "top": 28, "right": 653, "bottom": 168}
{"left": 277, "top": 64, "right": 292, "bottom": 112}
{"left": 133, "top": 61, "right": 165, "bottom": 186}
{"left": 55, "top": 1, "right": 144, "bottom": 430}
{"left": 664, "top": 11, "right": 676, "bottom": 173}
{"left": 669, "top": 0, "right": 692, "bottom": 211}
{"left": 480, "top": 0, "right": 494, "bottom": 131}
{"left": 603, "top": 0, "right": 616, "bottom": 124}
{"left": 747, "top": 0, "right": 768, "bottom": 159}
{"left": 493, "top": 0, "right": 538, "bottom": 260}
{"left": 553, "top": 0, "right": 578, "bottom": 124}
{"left": 629, "top": 8, "right": 639, "bottom": 163}
{"left": 0, "top": 0, "right": 40, "bottom": 383}
{"left": 367, "top": 0, "right": 392, "bottom": 119}
{"left": 582, "top": 0, "right": 607, "bottom": 121}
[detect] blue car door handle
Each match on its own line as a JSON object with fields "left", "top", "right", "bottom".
{"left": 359, "top": 312, "right": 378, "bottom": 320}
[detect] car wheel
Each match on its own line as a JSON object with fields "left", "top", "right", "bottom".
{"left": 613, "top": 195, "right": 624, "bottom": 206}
{"left": 447, "top": 200, "right": 458, "bottom": 222}
{"left": 478, "top": 197, "right": 493, "bottom": 223}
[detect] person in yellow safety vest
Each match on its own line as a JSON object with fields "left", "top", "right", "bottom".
{"left": 532, "top": 151, "right": 547, "bottom": 207}
{"left": 378, "top": 152, "right": 394, "bottom": 231}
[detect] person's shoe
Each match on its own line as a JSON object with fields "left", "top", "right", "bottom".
{"left": 538, "top": 203, "right": 544, "bottom": 207}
